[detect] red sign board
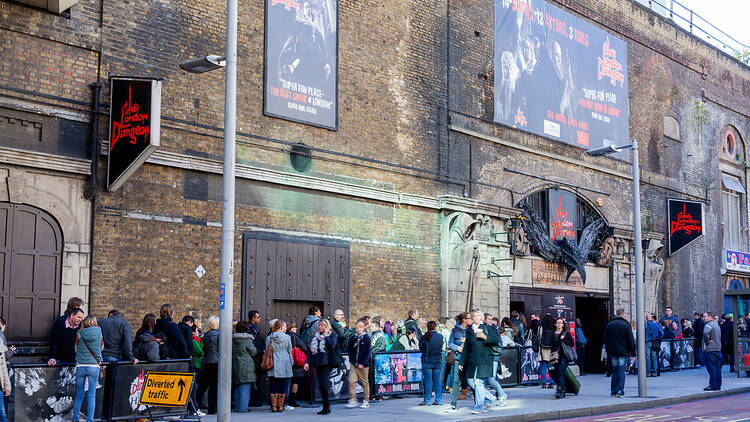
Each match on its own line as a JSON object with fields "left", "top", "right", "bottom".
{"left": 107, "top": 77, "right": 161, "bottom": 191}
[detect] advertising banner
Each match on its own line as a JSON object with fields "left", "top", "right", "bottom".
{"left": 498, "top": 347, "right": 520, "bottom": 386}
{"left": 542, "top": 292, "right": 576, "bottom": 320}
{"left": 519, "top": 346, "right": 545, "bottom": 384}
{"left": 264, "top": 0, "right": 338, "bottom": 129}
{"left": 372, "top": 351, "right": 423, "bottom": 396}
{"left": 548, "top": 189, "right": 578, "bottom": 243}
{"left": 659, "top": 341, "right": 672, "bottom": 371}
{"left": 667, "top": 199, "right": 704, "bottom": 256}
{"left": 671, "top": 339, "right": 695, "bottom": 369}
{"left": 10, "top": 364, "right": 107, "bottom": 422}
{"left": 107, "top": 77, "right": 161, "bottom": 191}
{"left": 494, "top": 0, "right": 629, "bottom": 157}
{"left": 726, "top": 249, "right": 750, "bottom": 273}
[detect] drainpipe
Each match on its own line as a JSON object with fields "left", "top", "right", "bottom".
{"left": 86, "top": 82, "right": 101, "bottom": 313}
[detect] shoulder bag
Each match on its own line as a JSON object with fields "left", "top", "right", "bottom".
{"left": 80, "top": 337, "right": 106, "bottom": 379}
{"left": 260, "top": 342, "right": 274, "bottom": 371}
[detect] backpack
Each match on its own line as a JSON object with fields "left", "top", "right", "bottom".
{"left": 292, "top": 347, "right": 306, "bottom": 367}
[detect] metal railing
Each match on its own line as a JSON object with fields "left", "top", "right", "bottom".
{"left": 633, "top": 0, "right": 750, "bottom": 63}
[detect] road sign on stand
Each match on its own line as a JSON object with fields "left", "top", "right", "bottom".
{"left": 133, "top": 371, "right": 198, "bottom": 421}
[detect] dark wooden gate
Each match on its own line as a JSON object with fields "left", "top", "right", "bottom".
{"left": 0, "top": 203, "right": 62, "bottom": 341}
{"left": 242, "top": 231, "right": 349, "bottom": 335}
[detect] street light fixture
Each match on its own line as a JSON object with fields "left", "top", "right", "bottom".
{"left": 179, "top": 55, "right": 227, "bottom": 73}
{"left": 179, "top": 0, "right": 237, "bottom": 420}
{"left": 586, "top": 140, "right": 647, "bottom": 398}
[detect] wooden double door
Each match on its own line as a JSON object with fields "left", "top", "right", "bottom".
{"left": 242, "top": 231, "right": 349, "bottom": 336}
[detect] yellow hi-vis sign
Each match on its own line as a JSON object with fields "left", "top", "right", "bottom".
{"left": 138, "top": 372, "right": 195, "bottom": 407}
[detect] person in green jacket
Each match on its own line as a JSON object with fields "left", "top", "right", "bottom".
{"left": 370, "top": 317, "right": 388, "bottom": 354}
{"left": 458, "top": 310, "right": 500, "bottom": 414}
{"left": 191, "top": 325, "right": 204, "bottom": 370}
{"left": 232, "top": 321, "right": 258, "bottom": 413}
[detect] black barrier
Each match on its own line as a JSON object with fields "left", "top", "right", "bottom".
{"left": 519, "top": 346, "right": 542, "bottom": 385}
{"left": 498, "top": 347, "right": 520, "bottom": 386}
{"left": 372, "top": 351, "right": 423, "bottom": 396}
{"left": 327, "top": 354, "right": 356, "bottom": 401}
{"left": 659, "top": 341, "right": 673, "bottom": 371}
{"left": 9, "top": 363, "right": 107, "bottom": 422}
{"left": 106, "top": 359, "right": 191, "bottom": 420}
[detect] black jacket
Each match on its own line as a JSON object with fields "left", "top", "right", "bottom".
{"left": 133, "top": 330, "right": 161, "bottom": 362}
{"left": 404, "top": 317, "right": 423, "bottom": 340}
{"left": 99, "top": 315, "right": 134, "bottom": 361}
{"left": 178, "top": 322, "right": 194, "bottom": 356}
{"left": 309, "top": 332, "right": 338, "bottom": 367}
{"left": 603, "top": 316, "right": 636, "bottom": 358}
{"left": 49, "top": 314, "right": 78, "bottom": 363}
{"left": 248, "top": 323, "right": 265, "bottom": 356}
{"left": 419, "top": 331, "right": 444, "bottom": 366}
{"left": 693, "top": 317, "right": 706, "bottom": 349}
{"left": 154, "top": 317, "right": 190, "bottom": 359}
{"left": 347, "top": 333, "right": 371, "bottom": 367}
{"left": 720, "top": 321, "right": 733, "bottom": 347}
{"left": 459, "top": 323, "right": 499, "bottom": 379}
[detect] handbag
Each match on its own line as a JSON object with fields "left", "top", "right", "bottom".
{"left": 524, "top": 330, "right": 533, "bottom": 347}
{"left": 80, "top": 337, "right": 106, "bottom": 380}
{"left": 445, "top": 350, "right": 456, "bottom": 364}
{"left": 562, "top": 342, "right": 577, "bottom": 362}
{"left": 292, "top": 347, "right": 306, "bottom": 367}
{"left": 260, "top": 342, "right": 274, "bottom": 371}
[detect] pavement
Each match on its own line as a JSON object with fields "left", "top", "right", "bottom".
{"left": 201, "top": 367, "right": 750, "bottom": 421}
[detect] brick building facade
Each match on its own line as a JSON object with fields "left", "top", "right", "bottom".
{"left": 1, "top": 0, "right": 748, "bottom": 365}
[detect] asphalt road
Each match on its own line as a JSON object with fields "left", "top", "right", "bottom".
{"left": 553, "top": 391, "right": 750, "bottom": 422}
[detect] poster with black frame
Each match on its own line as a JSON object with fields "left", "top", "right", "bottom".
{"left": 498, "top": 346, "right": 520, "bottom": 386}
{"left": 372, "top": 351, "right": 423, "bottom": 396}
{"left": 264, "top": 0, "right": 338, "bottom": 130}
{"left": 9, "top": 364, "right": 107, "bottom": 422}
{"left": 107, "top": 77, "right": 161, "bottom": 191}
{"left": 548, "top": 189, "right": 578, "bottom": 242}
{"left": 670, "top": 339, "right": 694, "bottom": 369}
{"left": 542, "top": 292, "right": 575, "bottom": 320}
{"left": 494, "top": 0, "right": 629, "bottom": 159}
{"left": 659, "top": 340, "right": 673, "bottom": 371}
{"left": 519, "top": 346, "right": 543, "bottom": 384}
{"left": 667, "top": 199, "right": 704, "bottom": 255}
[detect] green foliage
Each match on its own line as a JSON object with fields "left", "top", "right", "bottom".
{"left": 733, "top": 48, "right": 750, "bottom": 65}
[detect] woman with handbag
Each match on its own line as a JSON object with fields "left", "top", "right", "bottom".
{"left": 309, "top": 319, "right": 339, "bottom": 415}
{"left": 538, "top": 314, "right": 555, "bottom": 389}
{"left": 264, "top": 320, "right": 294, "bottom": 412}
{"left": 286, "top": 322, "right": 309, "bottom": 408}
{"left": 550, "top": 317, "right": 575, "bottom": 399}
{"left": 72, "top": 315, "right": 103, "bottom": 422}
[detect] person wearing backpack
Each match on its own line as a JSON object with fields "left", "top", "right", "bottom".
{"left": 301, "top": 306, "right": 322, "bottom": 345}
{"left": 309, "top": 319, "right": 338, "bottom": 415}
{"left": 644, "top": 313, "right": 663, "bottom": 377}
{"left": 154, "top": 304, "right": 190, "bottom": 359}
{"left": 72, "top": 315, "right": 103, "bottom": 422}
{"left": 345, "top": 320, "right": 371, "bottom": 409}
{"left": 574, "top": 319, "right": 587, "bottom": 374}
{"left": 264, "top": 320, "right": 294, "bottom": 412}
{"left": 287, "top": 322, "right": 309, "bottom": 408}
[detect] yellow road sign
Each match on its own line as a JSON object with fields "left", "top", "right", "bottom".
{"left": 138, "top": 371, "right": 194, "bottom": 407}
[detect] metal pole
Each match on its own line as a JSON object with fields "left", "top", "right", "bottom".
{"left": 632, "top": 139, "right": 647, "bottom": 397}
{"left": 217, "top": 0, "right": 237, "bottom": 419}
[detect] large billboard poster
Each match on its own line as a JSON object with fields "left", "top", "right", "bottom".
{"left": 264, "top": 0, "right": 338, "bottom": 130}
{"left": 494, "top": 0, "right": 629, "bottom": 157}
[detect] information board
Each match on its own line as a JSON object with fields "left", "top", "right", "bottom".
{"left": 372, "top": 351, "right": 423, "bottom": 396}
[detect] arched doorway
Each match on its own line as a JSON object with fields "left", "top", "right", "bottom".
{"left": 0, "top": 203, "right": 62, "bottom": 341}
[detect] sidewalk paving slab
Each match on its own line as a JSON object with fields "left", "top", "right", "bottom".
{"left": 199, "top": 367, "right": 749, "bottom": 421}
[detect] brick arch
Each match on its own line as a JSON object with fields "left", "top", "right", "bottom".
{"left": 513, "top": 184, "right": 611, "bottom": 225}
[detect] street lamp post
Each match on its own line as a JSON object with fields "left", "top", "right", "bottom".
{"left": 587, "top": 140, "right": 647, "bottom": 398}
{"left": 179, "top": 0, "right": 237, "bottom": 419}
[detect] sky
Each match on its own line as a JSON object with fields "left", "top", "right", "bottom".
{"left": 671, "top": 0, "right": 750, "bottom": 52}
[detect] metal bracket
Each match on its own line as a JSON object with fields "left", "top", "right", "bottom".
{"left": 487, "top": 270, "right": 512, "bottom": 278}
{"left": 491, "top": 258, "right": 515, "bottom": 264}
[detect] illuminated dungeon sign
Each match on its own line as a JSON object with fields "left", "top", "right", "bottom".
{"left": 667, "top": 199, "right": 704, "bottom": 255}
{"left": 107, "top": 77, "right": 161, "bottom": 191}
{"left": 549, "top": 189, "right": 577, "bottom": 242}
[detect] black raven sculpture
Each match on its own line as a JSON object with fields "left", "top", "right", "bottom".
{"left": 519, "top": 202, "right": 606, "bottom": 284}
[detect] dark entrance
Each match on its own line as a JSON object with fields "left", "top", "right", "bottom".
{"left": 241, "top": 231, "right": 349, "bottom": 336}
{"left": 575, "top": 296, "right": 611, "bottom": 373}
{"left": 0, "top": 203, "right": 62, "bottom": 341}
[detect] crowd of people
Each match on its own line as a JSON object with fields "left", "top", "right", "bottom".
{"left": 26, "top": 296, "right": 745, "bottom": 421}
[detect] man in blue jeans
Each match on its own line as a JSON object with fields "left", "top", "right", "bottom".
{"left": 644, "top": 313, "right": 663, "bottom": 377}
{"left": 702, "top": 312, "right": 722, "bottom": 390}
{"left": 602, "top": 309, "right": 636, "bottom": 398}
{"left": 458, "top": 310, "right": 500, "bottom": 414}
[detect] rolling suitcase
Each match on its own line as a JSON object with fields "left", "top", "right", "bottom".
{"left": 564, "top": 366, "right": 581, "bottom": 395}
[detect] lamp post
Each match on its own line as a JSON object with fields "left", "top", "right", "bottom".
{"left": 587, "top": 140, "right": 647, "bottom": 398}
{"left": 179, "top": 0, "right": 237, "bottom": 419}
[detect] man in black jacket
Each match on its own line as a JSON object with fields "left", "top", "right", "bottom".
{"left": 458, "top": 310, "right": 501, "bottom": 414}
{"left": 247, "top": 310, "right": 266, "bottom": 407}
{"left": 602, "top": 309, "right": 635, "bottom": 398}
{"left": 178, "top": 315, "right": 196, "bottom": 356}
{"left": 693, "top": 312, "right": 706, "bottom": 368}
{"left": 154, "top": 304, "right": 190, "bottom": 359}
{"left": 405, "top": 308, "right": 423, "bottom": 340}
{"left": 99, "top": 310, "right": 137, "bottom": 363}
{"left": 48, "top": 308, "right": 84, "bottom": 365}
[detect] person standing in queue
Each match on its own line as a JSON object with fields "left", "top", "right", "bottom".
{"left": 266, "top": 320, "right": 294, "bottom": 412}
{"left": 309, "top": 319, "right": 338, "bottom": 415}
{"left": 419, "top": 321, "right": 444, "bottom": 406}
{"left": 458, "top": 310, "right": 500, "bottom": 414}
{"left": 72, "top": 315, "right": 103, "bottom": 422}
